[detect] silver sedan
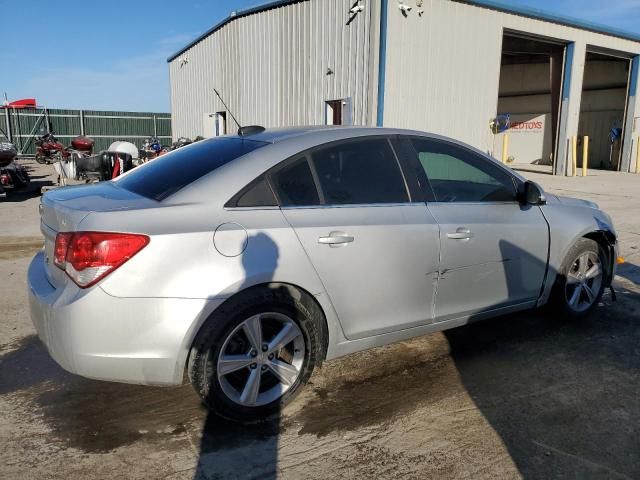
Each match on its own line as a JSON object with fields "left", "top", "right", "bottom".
{"left": 28, "top": 126, "right": 618, "bottom": 421}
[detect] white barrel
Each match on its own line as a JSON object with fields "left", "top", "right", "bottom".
{"left": 108, "top": 141, "right": 139, "bottom": 159}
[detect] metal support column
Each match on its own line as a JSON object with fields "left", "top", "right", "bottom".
{"left": 79, "top": 110, "right": 85, "bottom": 136}
{"left": 555, "top": 43, "right": 574, "bottom": 175}
{"left": 376, "top": 0, "right": 388, "bottom": 127}
{"left": 550, "top": 49, "right": 564, "bottom": 167}
{"left": 620, "top": 56, "right": 639, "bottom": 172}
{"left": 3, "top": 108, "right": 11, "bottom": 143}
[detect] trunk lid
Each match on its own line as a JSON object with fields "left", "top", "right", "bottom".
{"left": 40, "top": 182, "right": 157, "bottom": 288}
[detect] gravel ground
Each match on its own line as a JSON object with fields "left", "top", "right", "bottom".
{"left": 1, "top": 159, "right": 639, "bottom": 479}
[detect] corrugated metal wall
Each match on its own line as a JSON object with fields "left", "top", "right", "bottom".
{"left": 1, "top": 108, "right": 171, "bottom": 154}
{"left": 169, "top": 0, "right": 640, "bottom": 173}
{"left": 383, "top": 0, "right": 503, "bottom": 153}
{"left": 383, "top": 0, "right": 640, "bottom": 168}
{"left": 169, "top": 0, "right": 375, "bottom": 139}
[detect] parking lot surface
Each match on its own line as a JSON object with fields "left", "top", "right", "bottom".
{"left": 1, "top": 160, "right": 639, "bottom": 479}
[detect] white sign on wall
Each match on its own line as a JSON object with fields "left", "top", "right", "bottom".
{"left": 493, "top": 114, "right": 552, "bottom": 165}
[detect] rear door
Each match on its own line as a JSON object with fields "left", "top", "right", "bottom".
{"left": 273, "top": 136, "right": 440, "bottom": 340}
{"left": 403, "top": 136, "right": 549, "bottom": 322}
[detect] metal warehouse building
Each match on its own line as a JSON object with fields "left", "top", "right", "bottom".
{"left": 168, "top": 0, "right": 640, "bottom": 176}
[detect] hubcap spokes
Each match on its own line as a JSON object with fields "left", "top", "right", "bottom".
{"left": 217, "top": 313, "right": 305, "bottom": 407}
{"left": 565, "top": 251, "right": 603, "bottom": 312}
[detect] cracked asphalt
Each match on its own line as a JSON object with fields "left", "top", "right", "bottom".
{"left": 1, "top": 160, "right": 639, "bottom": 479}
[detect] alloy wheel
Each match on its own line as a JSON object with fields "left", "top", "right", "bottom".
{"left": 565, "top": 251, "right": 603, "bottom": 313}
{"left": 216, "top": 312, "right": 305, "bottom": 407}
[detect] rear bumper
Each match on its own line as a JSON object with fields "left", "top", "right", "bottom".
{"left": 28, "top": 251, "right": 219, "bottom": 386}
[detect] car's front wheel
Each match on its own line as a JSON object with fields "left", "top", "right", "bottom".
{"left": 553, "top": 238, "right": 606, "bottom": 319}
{"left": 188, "top": 287, "right": 321, "bottom": 422}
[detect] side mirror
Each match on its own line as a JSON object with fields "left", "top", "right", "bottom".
{"left": 520, "top": 180, "right": 546, "bottom": 206}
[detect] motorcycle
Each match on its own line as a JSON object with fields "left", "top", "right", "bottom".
{"left": 171, "top": 136, "right": 192, "bottom": 150}
{"left": 0, "top": 142, "right": 30, "bottom": 198}
{"left": 139, "top": 136, "right": 169, "bottom": 162}
{"left": 35, "top": 131, "right": 95, "bottom": 164}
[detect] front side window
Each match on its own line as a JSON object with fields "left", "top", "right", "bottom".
{"left": 410, "top": 138, "right": 517, "bottom": 203}
{"left": 310, "top": 137, "right": 409, "bottom": 205}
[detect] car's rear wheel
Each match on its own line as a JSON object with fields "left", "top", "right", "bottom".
{"left": 553, "top": 238, "right": 606, "bottom": 319}
{"left": 188, "top": 287, "right": 321, "bottom": 422}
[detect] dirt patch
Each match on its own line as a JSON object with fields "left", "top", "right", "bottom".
{"left": 0, "top": 236, "right": 43, "bottom": 260}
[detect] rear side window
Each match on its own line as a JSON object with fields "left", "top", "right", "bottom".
{"left": 233, "top": 176, "right": 277, "bottom": 207}
{"left": 117, "top": 138, "right": 266, "bottom": 201}
{"left": 310, "top": 138, "right": 408, "bottom": 205}
{"left": 270, "top": 157, "right": 320, "bottom": 206}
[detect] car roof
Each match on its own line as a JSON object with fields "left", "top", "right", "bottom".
{"left": 169, "top": 125, "right": 527, "bottom": 204}
{"left": 223, "top": 125, "right": 428, "bottom": 144}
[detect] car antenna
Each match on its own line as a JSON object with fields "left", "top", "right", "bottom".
{"left": 213, "top": 88, "right": 265, "bottom": 137}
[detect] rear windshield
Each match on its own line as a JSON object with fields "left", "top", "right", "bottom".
{"left": 117, "top": 138, "right": 267, "bottom": 200}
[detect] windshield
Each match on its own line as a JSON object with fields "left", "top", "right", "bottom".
{"left": 117, "top": 137, "right": 267, "bottom": 201}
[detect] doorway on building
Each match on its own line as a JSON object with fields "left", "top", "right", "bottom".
{"left": 215, "top": 112, "right": 227, "bottom": 136}
{"left": 324, "top": 98, "right": 352, "bottom": 126}
{"left": 325, "top": 100, "right": 342, "bottom": 125}
{"left": 577, "top": 50, "right": 631, "bottom": 171}
{"left": 494, "top": 32, "right": 567, "bottom": 173}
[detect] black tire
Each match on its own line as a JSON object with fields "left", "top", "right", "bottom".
{"left": 551, "top": 238, "right": 607, "bottom": 319}
{"left": 34, "top": 153, "right": 49, "bottom": 165}
{"left": 188, "top": 285, "right": 322, "bottom": 422}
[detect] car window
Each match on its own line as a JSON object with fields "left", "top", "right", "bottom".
{"left": 270, "top": 156, "right": 320, "bottom": 206}
{"left": 310, "top": 137, "right": 409, "bottom": 205}
{"left": 117, "top": 138, "right": 267, "bottom": 201}
{"left": 410, "top": 138, "right": 517, "bottom": 203}
{"left": 233, "top": 176, "right": 277, "bottom": 207}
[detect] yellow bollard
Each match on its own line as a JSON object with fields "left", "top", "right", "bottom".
{"left": 582, "top": 136, "right": 589, "bottom": 176}
{"left": 572, "top": 136, "right": 578, "bottom": 176}
{"left": 502, "top": 134, "right": 509, "bottom": 164}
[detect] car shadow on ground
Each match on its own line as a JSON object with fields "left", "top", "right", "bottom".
{"left": 2, "top": 286, "right": 638, "bottom": 478}
{"left": 0, "top": 334, "right": 282, "bottom": 478}
{"left": 444, "top": 284, "right": 640, "bottom": 479}
{"left": 616, "top": 261, "right": 640, "bottom": 285}
{"left": 438, "top": 239, "right": 640, "bottom": 478}
{"left": 3, "top": 233, "right": 639, "bottom": 479}
{"left": 0, "top": 180, "right": 51, "bottom": 203}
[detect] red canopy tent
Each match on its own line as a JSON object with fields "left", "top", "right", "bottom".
{"left": 1, "top": 98, "right": 37, "bottom": 109}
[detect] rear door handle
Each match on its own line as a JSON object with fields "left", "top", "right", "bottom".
{"left": 447, "top": 228, "right": 474, "bottom": 240}
{"left": 318, "top": 231, "right": 354, "bottom": 247}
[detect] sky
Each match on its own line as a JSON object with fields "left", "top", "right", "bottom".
{"left": 1, "top": 0, "right": 640, "bottom": 113}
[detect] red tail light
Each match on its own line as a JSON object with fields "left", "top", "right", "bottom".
{"left": 54, "top": 232, "right": 149, "bottom": 288}
{"left": 53, "top": 232, "right": 73, "bottom": 269}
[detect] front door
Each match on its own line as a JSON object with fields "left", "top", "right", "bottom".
{"left": 405, "top": 136, "right": 549, "bottom": 322}
{"left": 271, "top": 137, "right": 440, "bottom": 340}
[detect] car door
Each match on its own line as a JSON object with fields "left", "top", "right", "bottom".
{"left": 271, "top": 136, "right": 440, "bottom": 340}
{"left": 403, "top": 136, "right": 549, "bottom": 322}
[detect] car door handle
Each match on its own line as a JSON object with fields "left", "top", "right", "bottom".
{"left": 318, "top": 231, "right": 354, "bottom": 246}
{"left": 447, "top": 228, "right": 474, "bottom": 240}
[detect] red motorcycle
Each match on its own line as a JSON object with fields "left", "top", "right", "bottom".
{"left": 35, "top": 132, "right": 95, "bottom": 164}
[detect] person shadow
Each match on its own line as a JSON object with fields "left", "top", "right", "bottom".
{"left": 194, "top": 232, "right": 284, "bottom": 480}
